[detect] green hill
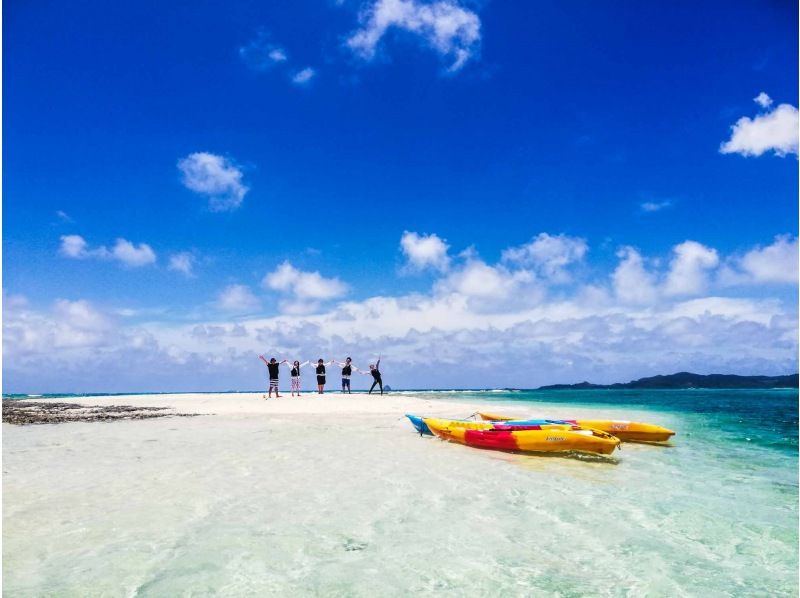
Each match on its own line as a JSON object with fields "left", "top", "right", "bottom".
{"left": 538, "top": 372, "right": 799, "bottom": 390}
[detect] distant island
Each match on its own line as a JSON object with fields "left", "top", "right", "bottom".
{"left": 538, "top": 372, "right": 799, "bottom": 390}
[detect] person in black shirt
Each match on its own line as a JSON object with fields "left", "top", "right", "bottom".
{"left": 359, "top": 357, "right": 384, "bottom": 395}
{"left": 284, "top": 360, "right": 309, "bottom": 397}
{"left": 315, "top": 359, "right": 332, "bottom": 394}
{"left": 259, "top": 355, "right": 287, "bottom": 399}
{"left": 332, "top": 357, "right": 355, "bottom": 393}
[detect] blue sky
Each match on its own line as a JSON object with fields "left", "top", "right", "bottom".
{"left": 4, "top": 0, "right": 798, "bottom": 392}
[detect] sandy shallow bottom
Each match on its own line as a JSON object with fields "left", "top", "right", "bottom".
{"left": 4, "top": 393, "right": 797, "bottom": 596}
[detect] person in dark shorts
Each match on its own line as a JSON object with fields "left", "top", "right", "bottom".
{"left": 332, "top": 357, "right": 355, "bottom": 393}
{"left": 364, "top": 357, "right": 383, "bottom": 395}
{"left": 259, "top": 355, "right": 286, "bottom": 399}
{"left": 315, "top": 359, "right": 331, "bottom": 394}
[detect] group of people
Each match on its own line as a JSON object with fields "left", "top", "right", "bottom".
{"left": 258, "top": 355, "right": 384, "bottom": 398}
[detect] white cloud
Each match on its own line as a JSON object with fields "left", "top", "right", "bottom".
{"left": 56, "top": 210, "right": 74, "bottom": 223}
{"left": 59, "top": 235, "right": 156, "bottom": 267}
{"left": 720, "top": 235, "right": 799, "bottom": 285}
{"left": 720, "top": 99, "right": 798, "bottom": 157}
{"left": 177, "top": 152, "right": 249, "bottom": 212}
{"left": 216, "top": 284, "right": 261, "bottom": 313}
{"left": 53, "top": 299, "right": 114, "bottom": 334}
{"left": 269, "top": 48, "right": 287, "bottom": 62}
{"left": 435, "top": 259, "right": 533, "bottom": 300}
{"left": 239, "top": 33, "right": 288, "bottom": 71}
{"left": 60, "top": 234, "right": 92, "bottom": 258}
{"left": 640, "top": 200, "right": 671, "bottom": 212}
{"left": 754, "top": 92, "right": 773, "bottom": 108}
{"left": 265, "top": 262, "right": 303, "bottom": 292}
{"left": 664, "top": 241, "right": 719, "bottom": 296}
{"left": 4, "top": 297, "right": 115, "bottom": 359}
{"left": 612, "top": 247, "right": 658, "bottom": 304}
{"left": 111, "top": 239, "right": 157, "bottom": 267}
{"left": 262, "top": 262, "right": 348, "bottom": 314}
{"left": 8, "top": 233, "right": 798, "bottom": 392}
{"left": 400, "top": 231, "right": 450, "bottom": 272}
{"left": 502, "top": 233, "right": 587, "bottom": 282}
{"left": 613, "top": 237, "right": 794, "bottom": 302}
{"left": 291, "top": 67, "right": 316, "bottom": 85}
{"left": 168, "top": 252, "right": 196, "bottom": 277}
{"left": 12, "top": 287, "right": 790, "bottom": 391}
{"left": 346, "top": 0, "right": 481, "bottom": 72}
{"left": 291, "top": 271, "right": 346, "bottom": 300}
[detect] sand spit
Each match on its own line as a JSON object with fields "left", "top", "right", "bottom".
{"left": 5, "top": 392, "right": 485, "bottom": 420}
{"left": 1, "top": 392, "right": 487, "bottom": 430}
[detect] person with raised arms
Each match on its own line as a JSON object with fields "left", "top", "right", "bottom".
{"left": 258, "top": 355, "right": 287, "bottom": 399}
{"left": 283, "top": 360, "right": 309, "bottom": 397}
{"left": 358, "top": 356, "right": 384, "bottom": 395}
{"left": 314, "top": 358, "right": 333, "bottom": 394}
{"left": 332, "top": 357, "right": 356, "bottom": 394}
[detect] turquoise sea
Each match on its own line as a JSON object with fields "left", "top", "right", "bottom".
{"left": 3, "top": 388, "right": 798, "bottom": 596}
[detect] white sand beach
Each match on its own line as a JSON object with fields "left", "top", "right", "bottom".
{"left": 4, "top": 391, "right": 797, "bottom": 596}
{"left": 48, "top": 391, "right": 485, "bottom": 418}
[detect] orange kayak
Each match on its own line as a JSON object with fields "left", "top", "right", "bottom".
{"left": 477, "top": 411, "right": 675, "bottom": 443}
{"left": 425, "top": 417, "right": 620, "bottom": 455}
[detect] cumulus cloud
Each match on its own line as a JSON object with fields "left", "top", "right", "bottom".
{"left": 177, "top": 152, "right": 249, "bottom": 211}
{"left": 53, "top": 299, "right": 114, "bottom": 334}
{"left": 111, "top": 239, "right": 157, "bottom": 267}
{"left": 168, "top": 252, "right": 196, "bottom": 277}
{"left": 4, "top": 297, "right": 114, "bottom": 358}
{"left": 10, "top": 285, "right": 795, "bottom": 392}
{"left": 191, "top": 323, "right": 249, "bottom": 341}
{"left": 291, "top": 67, "right": 316, "bottom": 85}
{"left": 217, "top": 284, "right": 261, "bottom": 313}
{"left": 719, "top": 235, "right": 799, "bottom": 285}
{"left": 435, "top": 259, "right": 534, "bottom": 300}
{"left": 239, "top": 32, "right": 288, "bottom": 71}
{"left": 264, "top": 262, "right": 348, "bottom": 300}
{"left": 664, "top": 241, "right": 719, "bottom": 296}
{"left": 262, "top": 261, "right": 348, "bottom": 313}
{"left": 269, "top": 48, "right": 288, "bottom": 62}
{"left": 346, "top": 0, "right": 481, "bottom": 72}
{"left": 400, "top": 231, "right": 450, "bottom": 272}
{"left": 8, "top": 233, "right": 798, "bottom": 392}
{"left": 720, "top": 95, "right": 798, "bottom": 157}
{"left": 59, "top": 235, "right": 156, "bottom": 267}
{"left": 60, "top": 234, "right": 92, "bottom": 258}
{"left": 754, "top": 92, "right": 773, "bottom": 108}
{"left": 612, "top": 247, "right": 658, "bottom": 304}
{"left": 3, "top": 295, "right": 263, "bottom": 392}
{"left": 640, "top": 200, "right": 671, "bottom": 213}
{"left": 502, "top": 233, "right": 587, "bottom": 282}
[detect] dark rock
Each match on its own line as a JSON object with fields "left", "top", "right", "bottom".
{"left": 2, "top": 401, "right": 201, "bottom": 425}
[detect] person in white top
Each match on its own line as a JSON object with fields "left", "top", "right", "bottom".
{"left": 283, "top": 360, "right": 309, "bottom": 397}
{"left": 313, "top": 359, "right": 334, "bottom": 394}
{"left": 332, "top": 357, "right": 357, "bottom": 394}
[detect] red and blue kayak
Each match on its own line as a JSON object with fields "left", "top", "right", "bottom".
{"left": 405, "top": 414, "right": 571, "bottom": 436}
{"left": 424, "top": 417, "right": 620, "bottom": 455}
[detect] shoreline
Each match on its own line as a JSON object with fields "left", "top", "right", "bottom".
{"left": 3, "top": 392, "right": 488, "bottom": 421}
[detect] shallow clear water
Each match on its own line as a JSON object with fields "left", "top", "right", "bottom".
{"left": 3, "top": 390, "right": 797, "bottom": 596}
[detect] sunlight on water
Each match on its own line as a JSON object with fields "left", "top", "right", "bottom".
{"left": 3, "top": 390, "right": 797, "bottom": 596}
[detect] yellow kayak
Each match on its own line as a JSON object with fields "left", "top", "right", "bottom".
{"left": 477, "top": 411, "right": 675, "bottom": 443}
{"left": 424, "top": 418, "right": 620, "bottom": 455}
